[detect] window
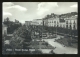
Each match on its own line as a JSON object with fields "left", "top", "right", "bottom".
{"left": 66, "top": 25, "right": 68, "bottom": 29}
{"left": 57, "top": 25, "right": 58, "bottom": 27}
{"left": 66, "top": 21, "right": 68, "bottom": 24}
{"left": 4, "top": 30, "right": 7, "bottom": 35}
{"left": 73, "top": 20, "right": 75, "bottom": 24}
{"left": 73, "top": 24, "right": 76, "bottom": 30}
{"left": 69, "top": 24, "right": 72, "bottom": 29}
{"left": 54, "top": 21, "right": 56, "bottom": 23}
{"left": 70, "top": 21, "right": 72, "bottom": 25}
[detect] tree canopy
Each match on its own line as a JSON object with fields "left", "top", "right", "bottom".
{"left": 3, "top": 17, "right": 22, "bottom": 34}
{"left": 10, "top": 25, "right": 32, "bottom": 49}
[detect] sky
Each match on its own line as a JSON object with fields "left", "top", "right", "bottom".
{"left": 2, "top": 2, "right": 78, "bottom": 23}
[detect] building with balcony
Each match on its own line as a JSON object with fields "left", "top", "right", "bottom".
{"left": 43, "top": 14, "right": 59, "bottom": 27}
{"left": 59, "top": 18, "right": 66, "bottom": 28}
{"left": 43, "top": 13, "right": 78, "bottom": 30}
{"left": 65, "top": 15, "right": 77, "bottom": 30}
{"left": 47, "top": 17, "right": 59, "bottom": 27}
{"left": 59, "top": 22, "right": 66, "bottom": 28}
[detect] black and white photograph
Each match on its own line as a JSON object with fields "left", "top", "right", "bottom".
{"left": 2, "top": 2, "right": 78, "bottom": 54}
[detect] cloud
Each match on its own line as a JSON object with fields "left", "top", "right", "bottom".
{"left": 3, "top": 12, "right": 12, "bottom": 16}
{"left": 70, "top": 4, "right": 78, "bottom": 8}
{"left": 3, "top": 2, "right": 27, "bottom": 12}
{"left": 37, "top": 2, "right": 78, "bottom": 18}
{"left": 3, "top": 2, "right": 14, "bottom": 12}
{"left": 2, "top": 2, "right": 28, "bottom": 23}
{"left": 37, "top": 2, "right": 58, "bottom": 16}
{"left": 2, "top": 2, "right": 78, "bottom": 23}
{"left": 37, "top": 2, "right": 58, "bottom": 10}
{"left": 2, "top": 12, "right": 12, "bottom": 22}
{"left": 7, "top": 5, "right": 27, "bottom": 11}
{"left": 3, "top": 2, "right": 14, "bottom": 7}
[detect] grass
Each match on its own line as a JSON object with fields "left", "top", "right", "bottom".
{"left": 28, "top": 41, "right": 55, "bottom": 49}
{"left": 55, "top": 38, "right": 78, "bottom": 48}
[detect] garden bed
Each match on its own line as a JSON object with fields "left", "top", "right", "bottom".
{"left": 28, "top": 41, "right": 55, "bottom": 49}
{"left": 55, "top": 38, "right": 78, "bottom": 48}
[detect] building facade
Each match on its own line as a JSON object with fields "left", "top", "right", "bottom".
{"left": 43, "top": 14, "right": 77, "bottom": 30}
{"left": 2, "top": 23, "right": 7, "bottom": 35}
{"left": 31, "top": 19, "right": 43, "bottom": 25}
{"left": 47, "top": 17, "right": 59, "bottom": 27}
{"left": 25, "top": 21, "right": 32, "bottom": 26}
{"left": 65, "top": 15, "right": 77, "bottom": 30}
{"left": 59, "top": 22, "right": 66, "bottom": 28}
{"left": 43, "top": 15, "right": 59, "bottom": 27}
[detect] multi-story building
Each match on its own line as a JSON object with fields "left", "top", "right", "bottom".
{"left": 65, "top": 15, "right": 77, "bottom": 30}
{"left": 43, "top": 13, "right": 78, "bottom": 30}
{"left": 48, "top": 17, "right": 59, "bottom": 27}
{"left": 59, "top": 17, "right": 66, "bottom": 28}
{"left": 25, "top": 21, "right": 32, "bottom": 26}
{"left": 31, "top": 19, "right": 43, "bottom": 25}
{"left": 59, "top": 22, "right": 66, "bottom": 28}
{"left": 43, "top": 14, "right": 59, "bottom": 27}
{"left": 43, "top": 18, "right": 48, "bottom": 26}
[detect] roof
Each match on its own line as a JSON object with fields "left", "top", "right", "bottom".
{"left": 65, "top": 16, "right": 77, "bottom": 20}
{"left": 35, "top": 19, "right": 42, "bottom": 20}
{"left": 25, "top": 21, "right": 32, "bottom": 22}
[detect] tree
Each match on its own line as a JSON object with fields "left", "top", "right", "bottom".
{"left": 45, "top": 42, "right": 48, "bottom": 46}
{"left": 15, "top": 25, "right": 31, "bottom": 41}
{"left": 10, "top": 36, "right": 24, "bottom": 49}
{"left": 4, "top": 17, "right": 22, "bottom": 34}
{"left": 4, "top": 17, "right": 10, "bottom": 27}
{"left": 10, "top": 25, "right": 32, "bottom": 49}
{"left": 49, "top": 50, "right": 55, "bottom": 54}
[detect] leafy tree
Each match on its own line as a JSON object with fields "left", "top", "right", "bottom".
{"left": 3, "top": 17, "right": 22, "bottom": 34}
{"left": 10, "top": 25, "right": 32, "bottom": 49}
{"left": 4, "top": 17, "right": 10, "bottom": 27}
{"left": 45, "top": 42, "right": 48, "bottom": 46}
{"left": 10, "top": 36, "right": 24, "bottom": 49}
{"left": 15, "top": 25, "right": 31, "bottom": 40}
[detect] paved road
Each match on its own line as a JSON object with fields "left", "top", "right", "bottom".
{"left": 43, "top": 35, "right": 78, "bottom": 54}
